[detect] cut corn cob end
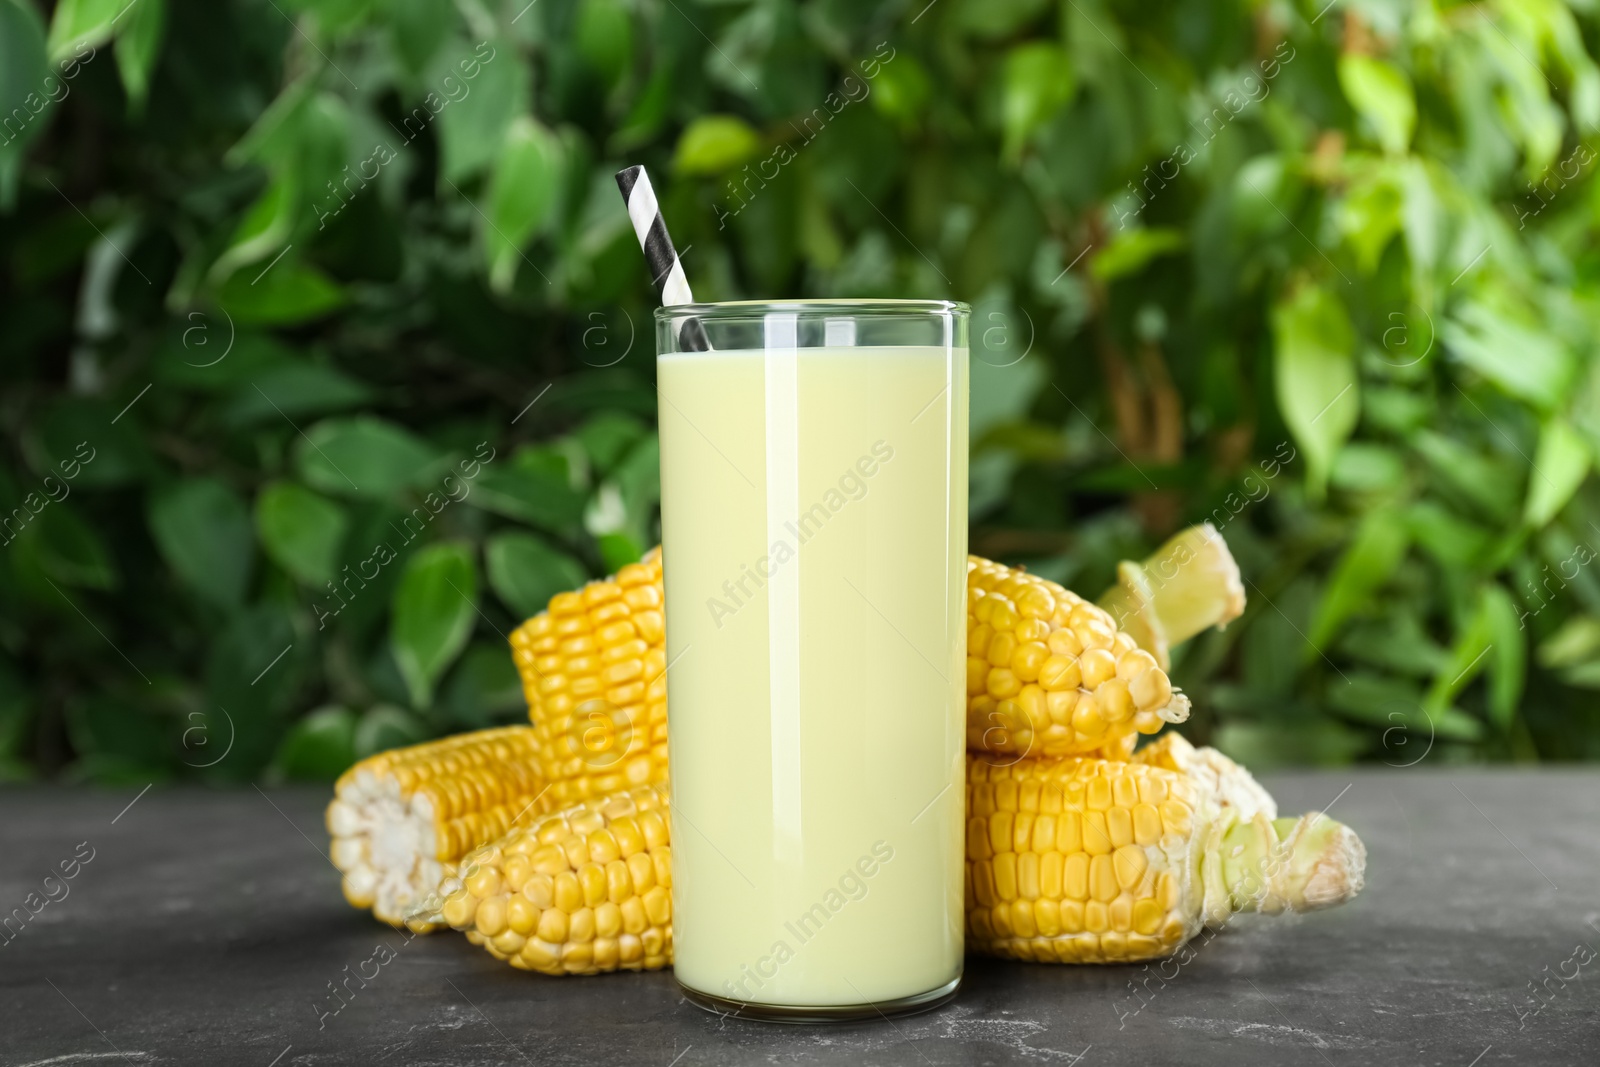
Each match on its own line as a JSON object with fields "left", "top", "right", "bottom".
{"left": 1202, "top": 809, "right": 1366, "bottom": 922}
{"left": 511, "top": 550, "right": 670, "bottom": 809}
{"left": 966, "top": 556, "right": 1191, "bottom": 761}
{"left": 1098, "top": 523, "right": 1246, "bottom": 671}
{"left": 431, "top": 786, "right": 674, "bottom": 975}
{"left": 965, "top": 755, "right": 1364, "bottom": 964}
{"left": 326, "top": 727, "right": 553, "bottom": 931}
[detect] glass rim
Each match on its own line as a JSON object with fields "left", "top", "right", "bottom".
{"left": 654, "top": 298, "right": 969, "bottom": 320}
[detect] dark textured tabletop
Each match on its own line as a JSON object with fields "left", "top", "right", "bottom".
{"left": 2, "top": 770, "right": 1597, "bottom": 1066}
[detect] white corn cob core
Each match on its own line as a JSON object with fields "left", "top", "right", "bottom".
{"left": 328, "top": 769, "right": 445, "bottom": 928}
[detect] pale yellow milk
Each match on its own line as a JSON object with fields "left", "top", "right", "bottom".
{"left": 658, "top": 344, "right": 968, "bottom": 1007}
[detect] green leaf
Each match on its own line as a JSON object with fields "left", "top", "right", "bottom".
{"left": 272, "top": 706, "right": 358, "bottom": 781}
{"left": 0, "top": 0, "right": 51, "bottom": 208}
{"left": 148, "top": 479, "right": 254, "bottom": 609}
{"left": 1308, "top": 508, "right": 1410, "bottom": 652}
{"left": 674, "top": 114, "right": 761, "bottom": 175}
{"left": 1539, "top": 615, "right": 1600, "bottom": 669}
{"left": 282, "top": 0, "right": 373, "bottom": 37}
{"left": 226, "top": 76, "right": 313, "bottom": 168}
{"left": 45, "top": 0, "right": 123, "bottom": 64}
{"left": 1271, "top": 282, "right": 1359, "bottom": 499}
{"left": 1336, "top": 164, "right": 1403, "bottom": 274}
{"left": 1339, "top": 613, "right": 1451, "bottom": 678}
{"left": 1523, "top": 418, "right": 1591, "bottom": 527}
{"left": 972, "top": 341, "right": 1045, "bottom": 443}
{"left": 1556, "top": 660, "right": 1600, "bottom": 691}
{"left": 573, "top": 412, "right": 647, "bottom": 474}
{"left": 1413, "top": 431, "right": 1519, "bottom": 522}
{"left": 1090, "top": 227, "right": 1185, "bottom": 283}
{"left": 1325, "top": 673, "right": 1482, "bottom": 741}
{"left": 614, "top": 62, "right": 672, "bottom": 149}
{"left": 16, "top": 503, "right": 118, "bottom": 590}
{"left": 1479, "top": 583, "right": 1526, "bottom": 730}
{"left": 1000, "top": 41, "right": 1074, "bottom": 163}
{"left": 434, "top": 38, "right": 526, "bottom": 183}
{"left": 609, "top": 433, "right": 661, "bottom": 539}
{"left": 1330, "top": 442, "right": 1406, "bottom": 495}
{"left": 1399, "top": 159, "right": 1440, "bottom": 279}
{"left": 597, "top": 531, "right": 643, "bottom": 572}
{"left": 210, "top": 174, "right": 298, "bottom": 284}
{"left": 485, "top": 530, "right": 586, "bottom": 618}
{"left": 574, "top": 0, "right": 633, "bottom": 87}
{"left": 353, "top": 703, "right": 427, "bottom": 758}
{"left": 1240, "top": 578, "right": 1317, "bottom": 698}
{"left": 292, "top": 416, "right": 443, "bottom": 499}
{"left": 483, "top": 116, "right": 563, "bottom": 293}
{"left": 1229, "top": 156, "right": 1304, "bottom": 248}
{"left": 218, "top": 258, "right": 345, "bottom": 326}
{"left": 954, "top": 0, "right": 1051, "bottom": 38}
{"left": 1214, "top": 719, "right": 1367, "bottom": 770}
{"left": 300, "top": 86, "right": 354, "bottom": 205}
{"left": 221, "top": 361, "right": 374, "bottom": 425}
{"left": 1424, "top": 588, "right": 1495, "bottom": 715}
{"left": 65, "top": 694, "right": 170, "bottom": 774}
{"left": 1405, "top": 499, "right": 1493, "bottom": 569}
{"left": 1338, "top": 54, "right": 1416, "bottom": 155}
{"left": 1442, "top": 299, "right": 1575, "bottom": 411}
{"left": 256, "top": 481, "right": 347, "bottom": 586}
{"left": 470, "top": 446, "right": 586, "bottom": 528}
{"left": 24, "top": 397, "right": 156, "bottom": 487}
{"left": 390, "top": 541, "right": 478, "bottom": 709}
{"left": 153, "top": 331, "right": 292, "bottom": 391}
{"left": 868, "top": 52, "right": 931, "bottom": 128}
{"left": 440, "top": 643, "right": 524, "bottom": 728}
{"left": 385, "top": 0, "right": 459, "bottom": 72}
{"left": 113, "top": 0, "right": 164, "bottom": 113}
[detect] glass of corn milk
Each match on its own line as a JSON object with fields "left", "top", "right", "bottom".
{"left": 656, "top": 300, "right": 969, "bottom": 1021}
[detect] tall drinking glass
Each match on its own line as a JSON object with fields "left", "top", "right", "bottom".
{"left": 656, "top": 300, "right": 969, "bottom": 1021}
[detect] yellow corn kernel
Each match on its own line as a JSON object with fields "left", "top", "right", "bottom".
{"left": 507, "top": 895, "right": 538, "bottom": 935}
{"left": 1133, "top": 803, "right": 1163, "bottom": 845}
{"left": 1063, "top": 853, "right": 1088, "bottom": 899}
{"left": 1039, "top": 851, "right": 1064, "bottom": 899}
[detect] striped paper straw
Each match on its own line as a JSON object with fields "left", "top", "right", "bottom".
{"left": 615, "top": 165, "right": 710, "bottom": 352}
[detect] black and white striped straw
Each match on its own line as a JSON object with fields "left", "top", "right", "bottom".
{"left": 615, "top": 165, "right": 710, "bottom": 352}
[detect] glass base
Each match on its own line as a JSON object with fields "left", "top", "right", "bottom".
{"left": 678, "top": 973, "right": 961, "bottom": 1024}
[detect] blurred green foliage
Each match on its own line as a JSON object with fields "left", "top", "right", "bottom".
{"left": 2, "top": 0, "right": 1599, "bottom": 782}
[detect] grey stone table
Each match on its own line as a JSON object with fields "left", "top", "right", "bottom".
{"left": 3, "top": 770, "right": 1597, "bottom": 1066}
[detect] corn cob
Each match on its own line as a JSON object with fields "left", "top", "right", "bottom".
{"left": 510, "top": 550, "right": 669, "bottom": 808}
{"left": 425, "top": 786, "right": 674, "bottom": 975}
{"left": 326, "top": 727, "right": 553, "bottom": 930}
{"left": 965, "top": 556, "right": 1190, "bottom": 758}
{"left": 964, "top": 755, "right": 1363, "bottom": 964}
